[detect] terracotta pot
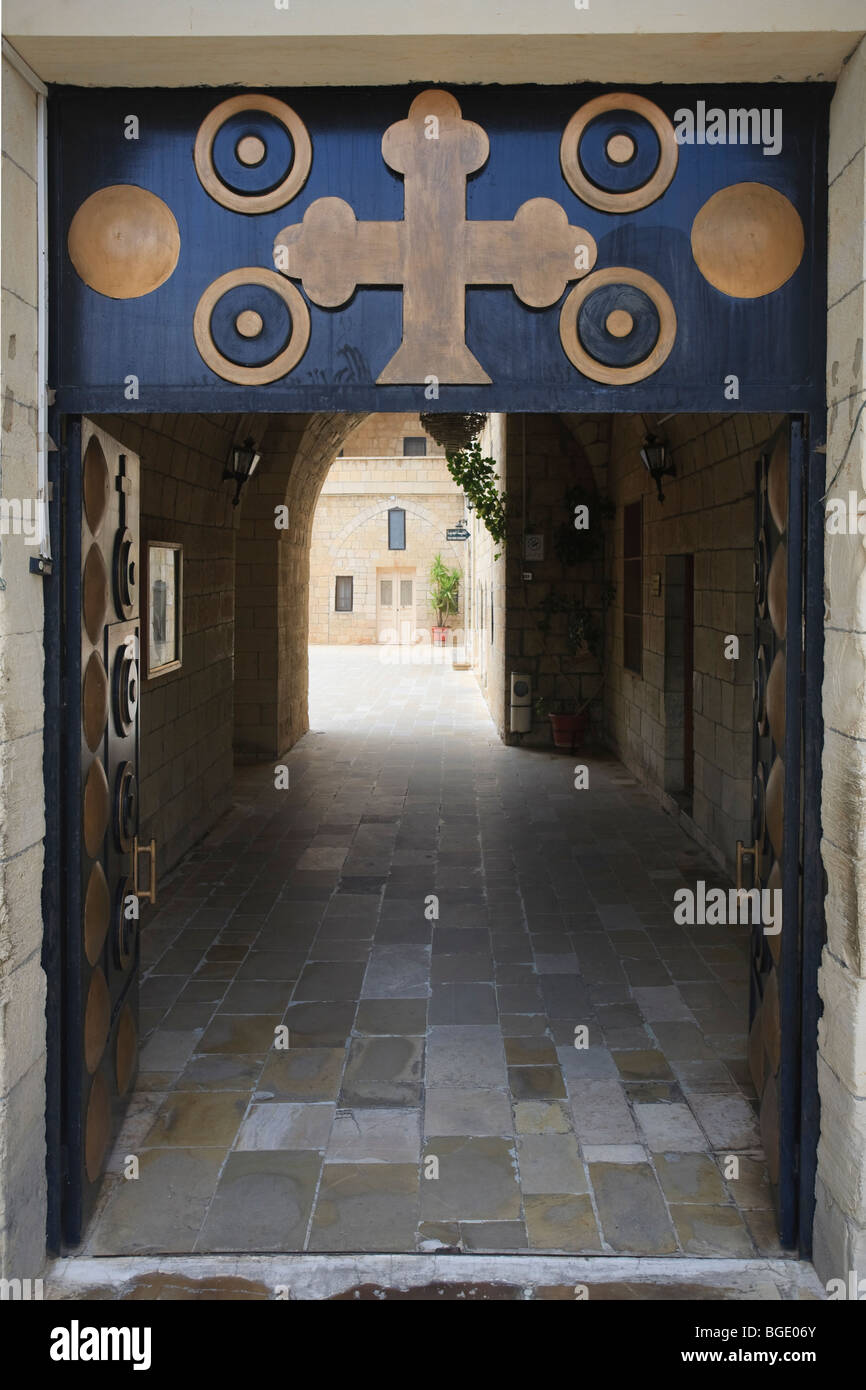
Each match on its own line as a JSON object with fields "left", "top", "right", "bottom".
{"left": 431, "top": 627, "right": 449, "bottom": 646}
{"left": 549, "top": 711, "right": 589, "bottom": 750}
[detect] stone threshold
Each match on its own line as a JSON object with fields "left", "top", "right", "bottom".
{"left": 44, "top": 1253, "right": 826, "bottom": 1300}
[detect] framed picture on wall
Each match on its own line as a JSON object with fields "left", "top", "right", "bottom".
{"left": 145, "top": 542, "right": 183, "bottom": 678}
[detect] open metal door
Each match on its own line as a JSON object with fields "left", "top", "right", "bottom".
{"left": 742, "top": 417, "right": 807, "bottom": 1249}
{"left": 59, "top": 417, "right": 148, "bottom": 1246}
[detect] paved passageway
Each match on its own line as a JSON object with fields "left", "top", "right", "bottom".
{"left": 88, "top": 648, "right": 780, "bottom": 1258}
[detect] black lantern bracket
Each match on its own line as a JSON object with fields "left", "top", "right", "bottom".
{"left": 640, "top": 433, "right": 677, "bottom": 503}
{"left": 223, "top": 436, "right": 261, "bottom": 507}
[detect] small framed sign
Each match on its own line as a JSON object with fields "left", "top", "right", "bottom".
{"left": 145, "top": 542, "right": 183, "bottom": 678}
{"left": 523, "top": 533, "right": 544, "bottom": 561}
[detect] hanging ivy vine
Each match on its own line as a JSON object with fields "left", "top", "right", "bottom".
{"left": 445, "top": 440, "right": 508, "bottom": 556}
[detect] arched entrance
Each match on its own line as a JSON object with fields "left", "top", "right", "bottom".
{"left": 44, "top": 80, "right": 828, "bottom": 1257}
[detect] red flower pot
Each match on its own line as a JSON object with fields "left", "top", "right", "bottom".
{"left": 549, "top": 711, "right": 589, "bottom": 750}
{"left": 431, "top": 627, "right": 449, "bottom": 645}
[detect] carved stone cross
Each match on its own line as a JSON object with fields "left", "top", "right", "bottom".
{"left": 274, "top": 90, "right": 597, "bottom": 385}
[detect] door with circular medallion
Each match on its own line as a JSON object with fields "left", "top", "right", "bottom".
{"left": 61, "top": 420, "right": 144, "bottom": 1247}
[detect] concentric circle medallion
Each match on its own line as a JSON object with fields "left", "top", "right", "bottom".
{"left": 194, "top": 95, "right": 311, "bottom": 214}
{"left": 560, "top": 93, "right": 678, "bottom": 213}
{"left": 194, "top": 268, "right": 311, "bottom": 385}
{"left": 559, "top": 267, "right": 676, "bottom": 385}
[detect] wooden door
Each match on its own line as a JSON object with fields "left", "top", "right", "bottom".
{"left": 377, "top": 570, "right": 415, "bottom": 644}
{"left": 377, "top": 572, "right": 398, "bottom": 643}
{"left": 397, "top": 573, "right": 415, "bottom": 645}
{"left": 61, "top": 418, "right": 146, "bottom": 1245}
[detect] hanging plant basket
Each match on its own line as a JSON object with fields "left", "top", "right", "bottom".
{"left": 420, "top": 412, "right": 487, "bottom": 452}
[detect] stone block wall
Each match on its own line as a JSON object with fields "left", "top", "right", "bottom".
{"left": 337, "top": 412, "right": 441, "bottom": 460}
{"left": 308, "top": 448, "right": 466, "bottom": 645}
{"left": 469, "top": 413, "right": 508, "bottom": 735}
{"left": 93, "top": 413, "right": 240, "bottom": 874}
{"left": 234, "top": 413, "right": 365, "bottom": 760}
{"left": 813, "top": 33, "right": 866, "bottom": 1287}
{"left": 500, "top": 414, "right": 603, "bottom": 744}
{"left": 605, "top": 412, "right": 782, "bottom": 873}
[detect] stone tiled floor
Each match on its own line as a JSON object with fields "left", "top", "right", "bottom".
{"left": 87, "top": 646, "right": 781, "bottom": 1258}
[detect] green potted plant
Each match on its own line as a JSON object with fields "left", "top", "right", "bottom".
{"left": 429, "top": 553, "right": 461, "bottom": 645}
{"left": 534, "top": 691, "right": 593, "bottom": 750}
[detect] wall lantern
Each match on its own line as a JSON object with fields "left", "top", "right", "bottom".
{"left": 223, "top": 437, "right": 261, "bottom": 507}
{"left": 640, "top": 433, "right": 676, "bottom": 503}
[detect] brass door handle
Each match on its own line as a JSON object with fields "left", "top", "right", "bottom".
{"left": 133, "top": 836, "right": 157, "bottom": 904}
{"left": 736, "top": 839, "right": 762, "bottom": 892}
